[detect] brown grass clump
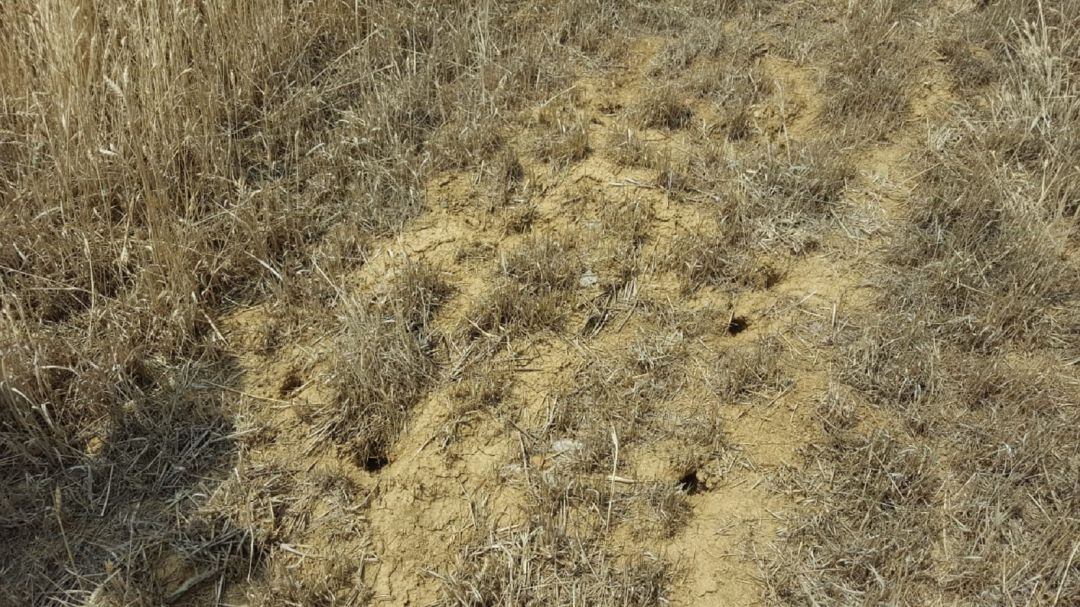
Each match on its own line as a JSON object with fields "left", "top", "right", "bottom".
{"left": 1, "top": 351, "right": 255, "bottom": 605}
{"left": 544, "top": 329, "right": 691, "bottom": 473}
{"left": 839, "top": 319, "right": 944, "bottom": 417}
{"left": 321, "top": 263, "right": 449, "bottom": 470}
{"left": 709, "top": 336, "right": 790, "bottom": 404}
{"left": 503, "top": 236, "right": 583, "bottom": 294}
{"left": 938, "top": 37, "right": 999, "bottom": 90}
{"left": 813, "top": 101, "right": 1079, "bottom": 599}
{"left": 539, "top": 318, "right": 725, "bottom": 486}
{"left": 937, "top": 358, "right": 1080, "bottom": 603}
{"left": 535, "top": 104, "right": 591, "bottom": 168}
{"left": 607, "top": 126, "right": 659, "bottom": 168}
{"left": 821, "top": 0, "right": 924, "bottom": 140}
{"left": 322, "top": 304, "right": 436, "bottom": 471}
{"left": 647, "top": 24, "right": 728, "bottom": 77}
{"left": 944, "top": 0, "right": 1080, "bottom": 95}
{"left": 594, "top": 199, "right": 653, "bottom": 280}
{"left": 886, "top": 149, "right": 1077, "bottom": 352}
{"left": 436, "top": 328, "right": 715, "bottom": 595}
{"left": 0, "top": 1, "right": 584, "bottom": 596}
{"left": 502, "top": 201, "right": 540, "bottom": 235}
{"left": 485, "top": 149, "right": 529, "bottom": 209}
{"left": 635, "top": 86, "right": 694, "bottom": 130}
{"left": 671, "top": 142, "right": 852, "bottom": 289}
{"left": 536, "top": 120, "right": 591, "bottom": 168}
{"left": 380, "top": 260, "right": 455, "bottom": 334}
{"left": 435, "top": 474, "right": 673, "bottom": 606}
{"left": 463, "top": 282, "right": 565, "bottom": 340}
{"left": 676, "top": 18, "right": 772, "bottom": 141}
{"left": 437, "top": 363, "right": 516, "bottom": 450}
{"left": 670, "top": 221, "right": 756, "bottom": 290}
{"left": 976, "top": 3, "right": 1080, "bottom": 221}
{"left": 4, "top": 0, "right": 1078, "bottom": 604}
{"left": 768, "top": 429, "right": 943, "bottom": 604}
{"left": 768, "top": 5, "right": 1080, "bottom": 601}
{"left": 775, "top": 344, "right": 1080, "bottom": 604}
{"left": 464, "top": 236, "right": 584, "bottom": 339}
{"left": 735, "top": 143, "right": 854, "bottom": 252}
{"left": 217, "top": 464, "right": 375, "bottom": 607}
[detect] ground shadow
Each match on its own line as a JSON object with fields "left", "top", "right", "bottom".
{"left": 0, "top": 350, "right": 262, "bottom": 606}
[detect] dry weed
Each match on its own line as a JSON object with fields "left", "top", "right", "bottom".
{"left": 670, "top": 142, "right": 851, "bottom": 289}
{"left": 821, "top": 0, "right": 925, "bottom": 140}
{"left": 607, "top": 126, "right": 659, "bottom": 168}
{"left": 321, "top": 263, "right": 449, "bottom": 470}
{"left": 435, "top": 476, "right": 673, "bottom": 606}
{"left": 4, "top": 0, "right": 1078, "bottom": 604}
{"left": 771, "top": 5, "right": 1080, "bottom": 603}
{"left": 463, "top": 236, "right": 584, "bottom": 339}
{"left": 710, "top": 336, "right": 790, "bottom": 404}
{"left": 768, "top": 430, "right": 942, "bottom": 604}
{"left": 635, "top": 86, "right": 694, "bottom": 130}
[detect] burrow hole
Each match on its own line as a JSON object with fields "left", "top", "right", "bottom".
{"left": 362, "top": 452, "right": 390, "bottom": 473}
{"left": 278, "top": 371, "right": 304, "bottom": 398}
{"left": 677, "top": 469, "right": 702, "bottom": 495}
{"left": 727, "top": 316, "right": 748, "bottom": 335}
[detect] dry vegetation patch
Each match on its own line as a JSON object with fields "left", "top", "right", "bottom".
{"left": 670, "top": 141, "right": 853, "bottom": 289}
{"left": 3, "top": 0, "right": 1078, "bottom": 605}
{"left": 766, "top": 3, "right": 1080, "bottom": 603}
{"left": 434, "top": 474, "right": 673, "bottom": 606}
{"left": 318, "top": 262, "right": 449, "bottom": 471}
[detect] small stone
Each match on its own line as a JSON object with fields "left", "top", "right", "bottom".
{"left": 551, "top": 438, "right": 584, "bottom": 455}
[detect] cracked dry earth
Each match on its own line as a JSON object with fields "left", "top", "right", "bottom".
{"left": 212, "top": 30, "right": 954, "bottom": 605}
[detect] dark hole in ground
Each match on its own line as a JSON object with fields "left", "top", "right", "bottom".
{"left": 677, "top": 470, "right": 702, "bottom": 495}
{"left": 728, "top": 316, "right": 748, "bottom": 335}
{"left": 278, "top": 372, "right": 304, "bottom": 397}
{"left": 363, "top": 453, "right": 390, "bottom": 472}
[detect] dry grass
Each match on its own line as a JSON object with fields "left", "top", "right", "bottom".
{"left": 543, "top": 329, "right": 690, "bottom": 473}
{"left": 3, "top": 0, "right": 1079, "bottom": 605}
{"left": 436, "top": 363, "right": 516, "bottom": 451}
{"left": 938, "top": 358, "right": 1079, "bottom": 603}
{"left": 820, "top": 0, "right": 925, "bottom": 140}
{"left": 671, "top": 141, "right": 852, "bottom": 289}
{"left": 0, "top": 1, "right": 578, "bottom": 602}
{"left": 765, "top": 4, "right": 1080, "bottom": 603}
{"left": 773, "top": 341, "right": 1080, "bottom": 604}
{"left": 734, "top": 143, "right": 854, "bottom": 252}
{"left": 322, "top": 302, "right": 435, "bottom": 471}
{"left": 535, "top": 103, "right": 592, "bottom": 169}
{"left": 434, "top": 474, "right": 673, "bottom": 606}
{"left": 537, "top": 315, "right": 726, "bottom": 488}
{"left": 463, "top": 236, "right": 584, "bottom": 339}
{"left": 436, "top": 315, "right": 717, "bottom": 599}
{"left": 769, "top": 429, "right": 943, "bottom": 604}
{"left": 885, "top": 150, "right": 1077, "bottom": 352}
{"left": 222, "top": 463, "right": 375, "bottom": 607}
{"left": 484, "top": 149, "right": 529, "bottom": 210}
{"left": 709, "top": 336, "right": 790, "bottom": 404}
{"left": 634, "top": 86, "right": 694, "bottom": 130}
{"left": 318, "top": 261, "right": 449, "bottom": 470}
{"left": 647, "top": 24, "right": 727, "bottom": 78}
{"left": 607, "top": 126, "right": 659, "bottom": 168}
{"left": 674, "top": 18, "right": 773, "bottom": 141}
{"left": 1, "top": 352, "right": 252, "bottom": 605}
{"left": 379, "top": 260, "right": 455, "bottom": 335}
